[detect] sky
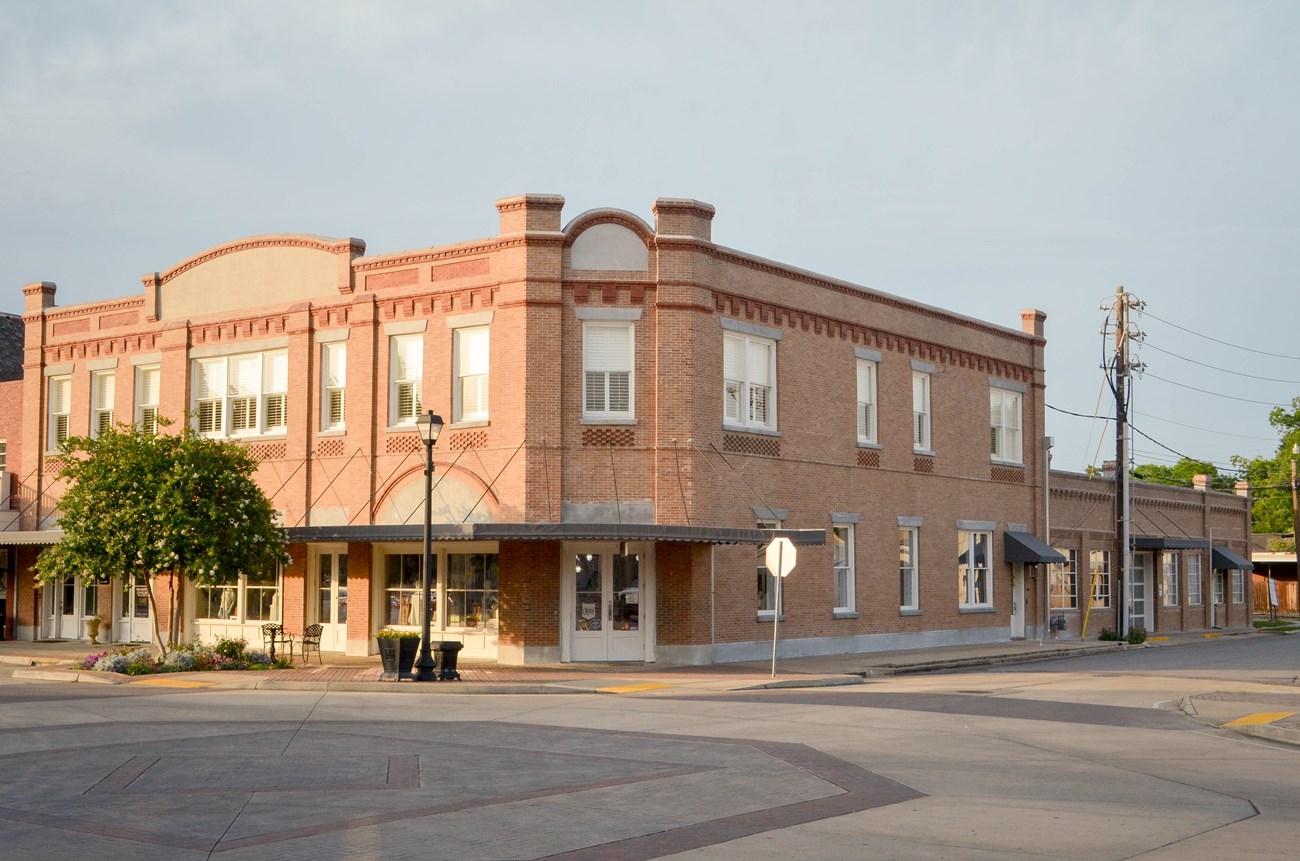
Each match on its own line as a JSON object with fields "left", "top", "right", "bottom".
{"left": 2, "top": 1, "right": 1298, "bottom": 477}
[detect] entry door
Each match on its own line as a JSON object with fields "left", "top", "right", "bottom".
{"left": 118, "top": 576, "right": 153, "bottom": 642}
{"left": 1130, "top": 552, "right": 1152, "bottom": 631}
{"left": 317, "top": 551, "right": 348, "bottom": 652}
{"left": 568, "top": 545, "right": 649, "bottom": 662}
{"left": 42, "top": 578, "right": 79, "bottom": 639}
{"left": 1010, "top": 563, "right": 1026, "bottom": 639}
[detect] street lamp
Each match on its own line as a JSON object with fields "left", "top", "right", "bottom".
{"left": 413, "top": 410, "right": 444, "bottom": 682}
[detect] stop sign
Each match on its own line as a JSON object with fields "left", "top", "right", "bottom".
{"left": 764, "top": 536, "right": 797, "bottom": 578}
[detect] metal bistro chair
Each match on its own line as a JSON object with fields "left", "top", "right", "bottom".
{"left": 261, "top": 623, "right": 290, "bottom": 660}
{"left": 299, "top": 624, "right": 323, "bottom": 665}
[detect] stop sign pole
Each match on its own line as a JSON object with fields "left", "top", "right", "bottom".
{"left": 765, "top": 536, "right": 796, "bottom": 677}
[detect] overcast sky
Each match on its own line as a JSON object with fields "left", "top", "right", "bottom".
{"left": 3, "top": 1, "right": 1297, "bottom": 476}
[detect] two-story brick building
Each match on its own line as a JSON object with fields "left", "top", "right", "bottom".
{"left": 3, "top": 193, "right": 1077, "bottom": 662}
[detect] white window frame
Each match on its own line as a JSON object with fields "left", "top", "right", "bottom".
{"left": 912, "top": 371, "right": 931, "bottom": 451}
{"left": 390, "top": 334, "right": 423, "bottom": 427}
{"left": 583, "top": 322, "right": 635, "bottom": 420}
{"left": 1050, "top": 548, "right": 1078, "bottom": 610}
{"left": 191, "top": 351, "right": 288, "bottom": 438}
{"left": 322, "top": 343, "right": 346, "bottom": 431}
{"left": 856, "top": 359, "right": 877, "bottom": 445}
{"left": 1231, "top": 569, "right": 1245, "bottom": 604}
{"left": 724, "top": 333, "right": 777, "bottom": 431}
{"left": 757, "top": 519, "right": 780, "bottom": 616}
{"left": 989, "top": 387, "right": 1023, "bottom": 464}
{"left": 958, "top": 530, "right": 992, "bottom": 609}
{"left": 90, "top": 370, "right": 115, "bottom": 438}
{"left": 899, "top": 526, "right": 919, "bottom": 611}
{"left": 48, "top": 375, "right": 71, "bottom": 450}
{"left": 194, "top": 569, "right": 282, "bottom": 623}
{"left": 135, "top": 365, "right": 160, "bottom": 435}
{"left": 453, "top": 325, "right": 490, "bottom": 423}
{"left": 1089, "top": 550, "right": 1111, "bottom": 608}
{"left": 1162, "top": 552, "right": 1180, "bottom": 606}
{"left": 1187, "top": 553, "right": 1203, "bottom": 606}
{"left": 832, "top": 524, "right": 855, "bottom": 613}
{"left": 1213, "top": 570, "right": 1225, "bottom": 605}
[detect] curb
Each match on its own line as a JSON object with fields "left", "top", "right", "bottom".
{"left": 856, "top": 644, "right": 1118, "bottom": 677}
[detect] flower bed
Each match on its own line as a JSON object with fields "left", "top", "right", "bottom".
{"left": 80, "top": 636, "right": 292, "bottom": 675}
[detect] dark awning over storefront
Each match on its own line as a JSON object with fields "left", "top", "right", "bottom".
{"left": 286, "top": 522, "right": 826, "bottom": 547}
{"left": 1003, "top": 531, "right": 1067, "bottom": 565}
{"left": 1211, "top": 545, "right": 1253, "bottom": 571}
{"left": 1132, "top": 536, "right": 1206, "bottom": 550}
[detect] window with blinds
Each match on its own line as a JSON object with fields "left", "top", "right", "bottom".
{"left": 48, "top": 376, "right": 71, "bottom": 449}
{"left": 912, "top": 371, "right": 931, "bottom": 451}
{"left": 391, "top": 334, "right": 423, "bottom": 425}
{"left": 583, "top": 323, "right": 633, "bottom": 419}
{"left": 989, "top": 387, "right": 1022, "bottom": 463}
{"left": 91, "top": 370, "right": 115, "bottom": 438}
{"left": 192, "top": 350, "right": 288, "bottom": 437}
{"left": 135, "top": 365, "right": 160, "bottom": 435}
{"left": 454, "top": 326, "right": 489, "bottom": 422}
{"left": 322, "top": 343, "right": 346, "bottom": 430}
{"left": 856, "top": 359, "right": 877, "bottom": 444}
{"left": 723, "top": 333, "right": 776, "bottom": 431}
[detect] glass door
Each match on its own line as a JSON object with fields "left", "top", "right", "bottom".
{"left": 42, "top": 578, "right": 78, "bottom": 639}
{"left": 317, "top": 551, "right": 348, "bottom": 652}
{"left": 118, "top": 576, "right": 153, "bottom": 643}
{"left": 1130, "top": 552, "right": 1152, "bottom": 631}
{"left": 568, "top": 545, "right": 648, "bottom": 662}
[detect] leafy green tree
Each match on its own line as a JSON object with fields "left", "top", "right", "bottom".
{"left": 33, "top": 420, "right": 289, "bottom": 656}
{"left": 1231, "top": 397, "right": 1300, "bottom": 534}
{"left": 1130, "top": 458, "right": 1235, "bottom": 493}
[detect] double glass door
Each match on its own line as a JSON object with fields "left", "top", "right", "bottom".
{"left": 568, "top": 544, "right": 649, "bottom": 662}
{"left": 117, "top": 576, "right": 152, "bottom": 643}
{"left": 317, "top": 551, "right": 348, "bottom": 652}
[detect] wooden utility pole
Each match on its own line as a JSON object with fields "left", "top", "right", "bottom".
{"left": 1109, "top": 287, "right": 1143, "bottom": 638}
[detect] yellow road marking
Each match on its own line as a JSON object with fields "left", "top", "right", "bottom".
{"left": 1222, "top": 712, "right": 1295, "bottom": 727}
{"left": 1204, "top": 633, "right": 1222, "bottom": 638}
{"left": 597, "top": 682, "right": 673, "bottom": 694}
{"left": 1147, "top": 636, "right": 1169, "bottom": 641}
{"left": 131, "top": 678, "right": 214, "bottom": 688}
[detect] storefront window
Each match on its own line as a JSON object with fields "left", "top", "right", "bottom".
{"left": 447, "top": 553, "right": 499, "bottom": 628}
{"left": 385, "top": 554, "right": 434, "bottom": 627}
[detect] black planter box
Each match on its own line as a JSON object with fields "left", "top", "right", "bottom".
{"left": 377, "top": 637, "right": 421, "bottom": 681}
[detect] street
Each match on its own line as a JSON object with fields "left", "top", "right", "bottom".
{"left": 0, "top": 637, "right": 1296, "bottom": 860}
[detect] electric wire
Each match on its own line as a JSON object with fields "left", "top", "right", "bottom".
{"left": 1142, "top": 309, "right": 1300, "bottom": 362}
{"left": 1142, "top": 371, "right": 1294, "bottom": 407}
{"left": 1142, "top": 341, "right": 1300, "bottom": 385}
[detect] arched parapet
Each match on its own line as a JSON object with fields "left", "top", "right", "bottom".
{"left": 563, "top": 209, "right": 653, "bottom": 272}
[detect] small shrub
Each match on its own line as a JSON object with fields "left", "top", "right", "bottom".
{"left": 94, "top": 647, "right": 157, "bottom": 675}
{"left": 162, "top": 651, "right": 198, "bottom": 672}
{"left": 1127, "top": 626, "right": 1148, "bottom": 645}
{"left": 271, "top": 656, "right": 295, "bottom": 670}
{"left": 81, "top": 651, "right": 108, "bottom": 670}
{"left": 245, "top": 648, "right": 273, "bottom": 666}
{"left": 1098, "top": 626, "right": 1119, "bottom": 641}
{"left": 213, "top": 636, "right": 248, "bottom": 660}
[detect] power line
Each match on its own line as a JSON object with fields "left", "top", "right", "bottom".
{"left": 1142, "top": 309, "right": 1300, "bottom": 362}
{"left": 1143, "top": 371, "right": 1294, "bottom": 407}
{"left": 1143, "top": 341, "right": 1300, "bottom": 384}
{"left": 1134, "top": 410, "right": 1278, "bottom": 442}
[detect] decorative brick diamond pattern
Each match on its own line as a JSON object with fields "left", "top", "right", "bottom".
{"left": 991, "top": 464, "right": 1027, "bottom": 483}
{"left": 316, "top": 438, "right": 345, "bottom": 458}
{"left": 913, "top": 455, "right": 934, "bottom": 473}
{"left": 857, "top": 449, "right": 881, "bottom": 468}
{"left": 243, "top": 442, "right": 286, "bottom": 461}
{"left": 582, "top": 428, "right": 634, "bottom": 447}
{"left": 449, "top": 430, "right": 488, "bottom": 450}
{"left": 723, "top": 434, "right": 780, "bottom": 458}
{"left": 386, "top": 435, "right": 422, "bottom": 455}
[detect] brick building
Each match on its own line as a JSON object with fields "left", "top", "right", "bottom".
{"left": 4, "top": 193, "right": 1078, "bottom": 662}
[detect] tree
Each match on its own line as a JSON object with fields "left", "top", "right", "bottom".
{"left": 33, "top": 420, "right": 289, "bottom": 656}
{"left": 1129, "top": 458, "right": 1235, "bottom": 493}
{"left": 1231, "top": 397, "right": 1300, "bottom": 534}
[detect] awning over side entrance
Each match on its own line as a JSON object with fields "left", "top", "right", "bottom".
{"left": 1003, "top": 531, "right": 1067, "bottom": 565}
{"left": 1211, "top": 545, "right": 1253, "bottom": 571}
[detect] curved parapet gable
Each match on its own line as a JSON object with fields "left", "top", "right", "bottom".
{"left": 145, "top": 234, "right": 365, "bottom": 321}
{"left": 564, "top": 209, "right": 653, "bottom": 272}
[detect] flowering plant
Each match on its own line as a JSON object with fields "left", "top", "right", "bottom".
{"left": 375, "top": 628, "right": 421, "bottom": 639}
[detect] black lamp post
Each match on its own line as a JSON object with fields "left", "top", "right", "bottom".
{"left": 413, "top": 410, "right": 444, "bottom": 682}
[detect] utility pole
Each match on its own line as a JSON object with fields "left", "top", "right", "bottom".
{"left": 1107, "top": 287, "right": 1144, "bottom": 639}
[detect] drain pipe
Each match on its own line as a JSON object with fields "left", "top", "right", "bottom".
{"left": 709, "top": 546, "right": 716, "bottom": 663}
{"left": 1040, "top": 435, "right": 1053, "bottom": 646}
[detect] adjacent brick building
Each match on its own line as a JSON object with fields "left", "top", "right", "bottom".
{"left": 0, "top": 194, "right": 1252, "bottom": 660}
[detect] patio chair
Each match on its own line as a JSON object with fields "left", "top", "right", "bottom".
{"left": 300, "top": 624, "right": 323, "bottom": 664}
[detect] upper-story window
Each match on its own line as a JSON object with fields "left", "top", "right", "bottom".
{"left": 724, "top": 333, "right": 777, "bottom": 431}
{"left": 584, "top": 322, "right": 634, "bottom": 420}
{"left": 912, "top": 371, "right": 931, "bottom": 451}
{"left": 390, "top": 334, "right": 423, "bottom": 426}
{"left": 453, "top": 326, "right": 489, "bottom": 423}
{"left": 48, "top": 375, "right": 71, "bottom": 450}
{"left": 322, "top": 343, "right": 346, "bottom": 431}
{"left": 91, "top": 370, "right": 115, "bottom": 438}
{"left": 135, "top": 366, "right": 160, "bottom": 435}
{"left": 192, "top": 350, "right": 288, "bottom": 438}
{"left": 990, "top": 386, "right": 1023, "bottom": 463}
{"left": 856, "top": 357, "right": 877, "bottom": 445}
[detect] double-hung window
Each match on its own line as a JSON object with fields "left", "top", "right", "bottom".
{"left": 856, "top": 357, "right": 878, "bottom": 445}
{"left": 584, "top": 323, "right": 634, "bottom": 420}
{"left": 1213, "top": 570, "right": 1225, "bottom": 604}
{"left": 832, "top": 523, "right": 855, "bottom": 613}
{"left": 1050, "top": 548, "right": 1078, "bottom": 609}
{"left": 957, "top": 529, "right": 992, "bottom": 608}
{"left": 899, "top": 526, "right": 919, "bottom": 611}
{"left": 724, "top": 331, "right": 777, "bottom": 431}
{"left": 322, "top": 343, "right": 346, "bottom": 431}
{"left": 989, "top": 386, "right": 1023, "bottom": 463}
{"left": 454, "top": 326, "right": 489, "bottom": 423}
{"left": 48, "top": 376, "right": 71, "bottom": 449}
{"left": 1187, "top": 553, "right": 1203, "bottom": 605}
{"left": 912, "top": 370, "right": 931, "bottom": 451}
{"left": 193, "top": 351, "right": 288, "bottom": 437}
{"left": 390, "top": 334, "right": 423, "bottom": 426}
{"left": 757, "top": 519, "right": 780, "bottom": 615}
{"left": 135, "top": 366, "right": 160, "bottom": 435}
{"left": 1231, "top": 569, "right": 1245, "bottom": 604}
{"left": 1089, "top": 550, "right": 1111, "bottom": 608}
{"left": 90, "top": 370, "right": 115, "bottom": 438}
{"left": 1162, "top": 552, "right": 1180, "bottom": 606}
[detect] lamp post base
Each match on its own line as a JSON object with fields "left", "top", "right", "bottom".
{"left": 413, "top": 645, "right": 438, "bottom": 682}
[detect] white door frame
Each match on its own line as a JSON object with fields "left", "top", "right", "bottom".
{"left": 1010, "top": 563, "right": 1026, "bottom": 639}
{"left": 116, "top": 575, "right": 153, "bottom": 643}
{"left": 312, "top": 544, "right": 349, "bottom": 652}
{"left": 560, "top": 542, "right": 655, "bottom": 663}
{"left": 1130, "top": 552, "right": 1153, "bottom": 631}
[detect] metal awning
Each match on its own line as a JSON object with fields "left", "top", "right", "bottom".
{"left": 1003, "top": 531, "right": 1067, "bottom": 565}
{"left": 1132, "top": 536, "right": 1206, "bottom": 550}
{"left": 1211, "top": 545, "right": 1253, "bottom": 571}
{"left": 286, "top": 522, "right": 826, "bottom": 547}
{"left": 0, "top": 529, "right": 63, "bottom": 546}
